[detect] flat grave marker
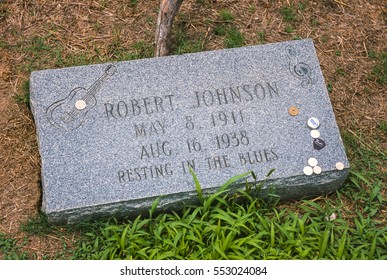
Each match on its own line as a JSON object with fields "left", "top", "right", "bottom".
{"left": 30, "top": 39, "right": 349, "bottom": 224}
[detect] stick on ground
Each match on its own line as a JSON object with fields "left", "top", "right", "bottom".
{"left": 155, "top": 0, "right": 184, "bottom": 57}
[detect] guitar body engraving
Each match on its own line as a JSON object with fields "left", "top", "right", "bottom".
{"left": 46, "top": 64, "right": 116, "bottom": 131}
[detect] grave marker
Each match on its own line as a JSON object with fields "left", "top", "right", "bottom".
{"left": 30, "top": 39, "right": 349, "bottom": 224}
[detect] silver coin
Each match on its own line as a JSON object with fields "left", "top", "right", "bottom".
{"left": 75, "top": 99, "right": 87, "bottom": 110}
{"left": 313, "top": 166, "right": 322, "bottom": 174}
{"left": 308, "top": 157, "right": 318, "bottom": 167}
{"left": 336, "top": 162, "right": 345, "bottom": 170}
{"left": 307, "top": 117, "right": 320, "bottom": 129}
{"left": 303, "top": 166, "right": 313, "bottom": 176}
{"left": 310, "top": 130, "right": 320, "bottom": 138}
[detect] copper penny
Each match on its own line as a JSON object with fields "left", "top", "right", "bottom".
{"left": 288, "top": 106, "right": 299, "bottom": 116}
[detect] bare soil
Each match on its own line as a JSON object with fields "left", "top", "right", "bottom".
{"left": 0, "top": 0, "right": 385, "bottom": 259}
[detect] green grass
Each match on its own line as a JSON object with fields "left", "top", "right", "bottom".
{"left": 378, "top": 121, "right": 387, "bottom": 135}
{"left": 281, "top": 6, "right": 298, "bottom": 22}
{"left": 131, "top": 41, "right": 154, "bottom": 59}
{"left": 335, "top": 67, "right": 346, "bottom": 76}
{"left": 342, "top": 130, "right": 386, "bottom": 173}
{"left": 224, "top": 27, "right": 244, "bottom": 49}
{"left": 14, "top": 80, "right": 30, "bottom": 106}
{"left": 367, "top": 51, "right": 386, "bottom": 85}
{"left": 172, "top": 29, "right": 203, "bottom": 55}
{"left": 326, "top": 81, "right": 333, "bottom": 92}
{"left": 321, "top": 35, "right": 329, "bottom": 43}
{"left": 311, "top": 18, "right": 319, "bottom": 27}
{"left": 214, "top": 25, "right": 227, "bottom": 36}
{"left": 281, "top": 2, "right": 306, "bottom": 23}
{"left": 280, "top": 3, "right": 307, "bottom": 38}
{"left": 211, "top": 8, "right": 244, "bottom": 49}
{"left": 20, "top": 212, "right": 54, "bottom": 236}
{"left": 69, "top": 171, "right": 386, "bottom": 260}
{"left": 171, "top": 15, "right": 204, "bottom": 55}
{"left": 285, "top": 26, "right": 294, "bottom": 33}
{"left": 219, "top": 10, "right": 234, "bottom": 22}
{"left": 181, "top": 21, "right": 245, "bottom": 50}
{"left": 108, "top": 47, "right": 146, "bottom": 62}
{"left": 257, "top": 31, "right": 265, "bottom": 43}
{"left": 0, "top": 233, "right": 28, "bottom": 260}
{"left": 298, "top": 2, "right": 307, "bottom": 11}
{"left": 248, "top": 5, "right": 257, "bottom": 14}
{"left": 128, "top": 0, "right": 138, "bottom": 7}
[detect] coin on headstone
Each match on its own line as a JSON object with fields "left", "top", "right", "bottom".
{"left": 313, "top": 166, "right": 322, "bottom": 174}
{"left": 308, "top": 157, "right": 318, "bottom": 167}
{"left": 307, "top": 117, "right": 320, "bottom": 129}
{"left": 303, "top": 166, "right": 313, "bottom": 176}
{"left": 336, "top": 162, "right": 344, "bottom": 170}
{"left": 310, "top": 129, "right": 320, "bottom": 138}
{"left": 288, "top": 106, "right": 299, "bottom": 116}
{"left": 75, "top": 99, "right": 87, "bottom": 110}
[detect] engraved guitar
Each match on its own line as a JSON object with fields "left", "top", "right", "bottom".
{"left": 47, "top": 64, "right": 116, "bottom": 131}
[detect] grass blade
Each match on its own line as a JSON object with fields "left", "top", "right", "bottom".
{"left": 189, "top": 167, "right": 203, "bottom": 204}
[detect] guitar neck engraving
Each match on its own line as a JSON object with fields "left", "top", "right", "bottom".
{"left": 46, "top": 64, "right": 117, "bottom": 131}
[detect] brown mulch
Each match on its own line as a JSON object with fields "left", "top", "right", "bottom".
{"left": 0, "top": 0, "right": 385, "bottom": 259}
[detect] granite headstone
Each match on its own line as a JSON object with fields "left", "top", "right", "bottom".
{"left": 30, "top": 39, "right": 349, "bottom": 224}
